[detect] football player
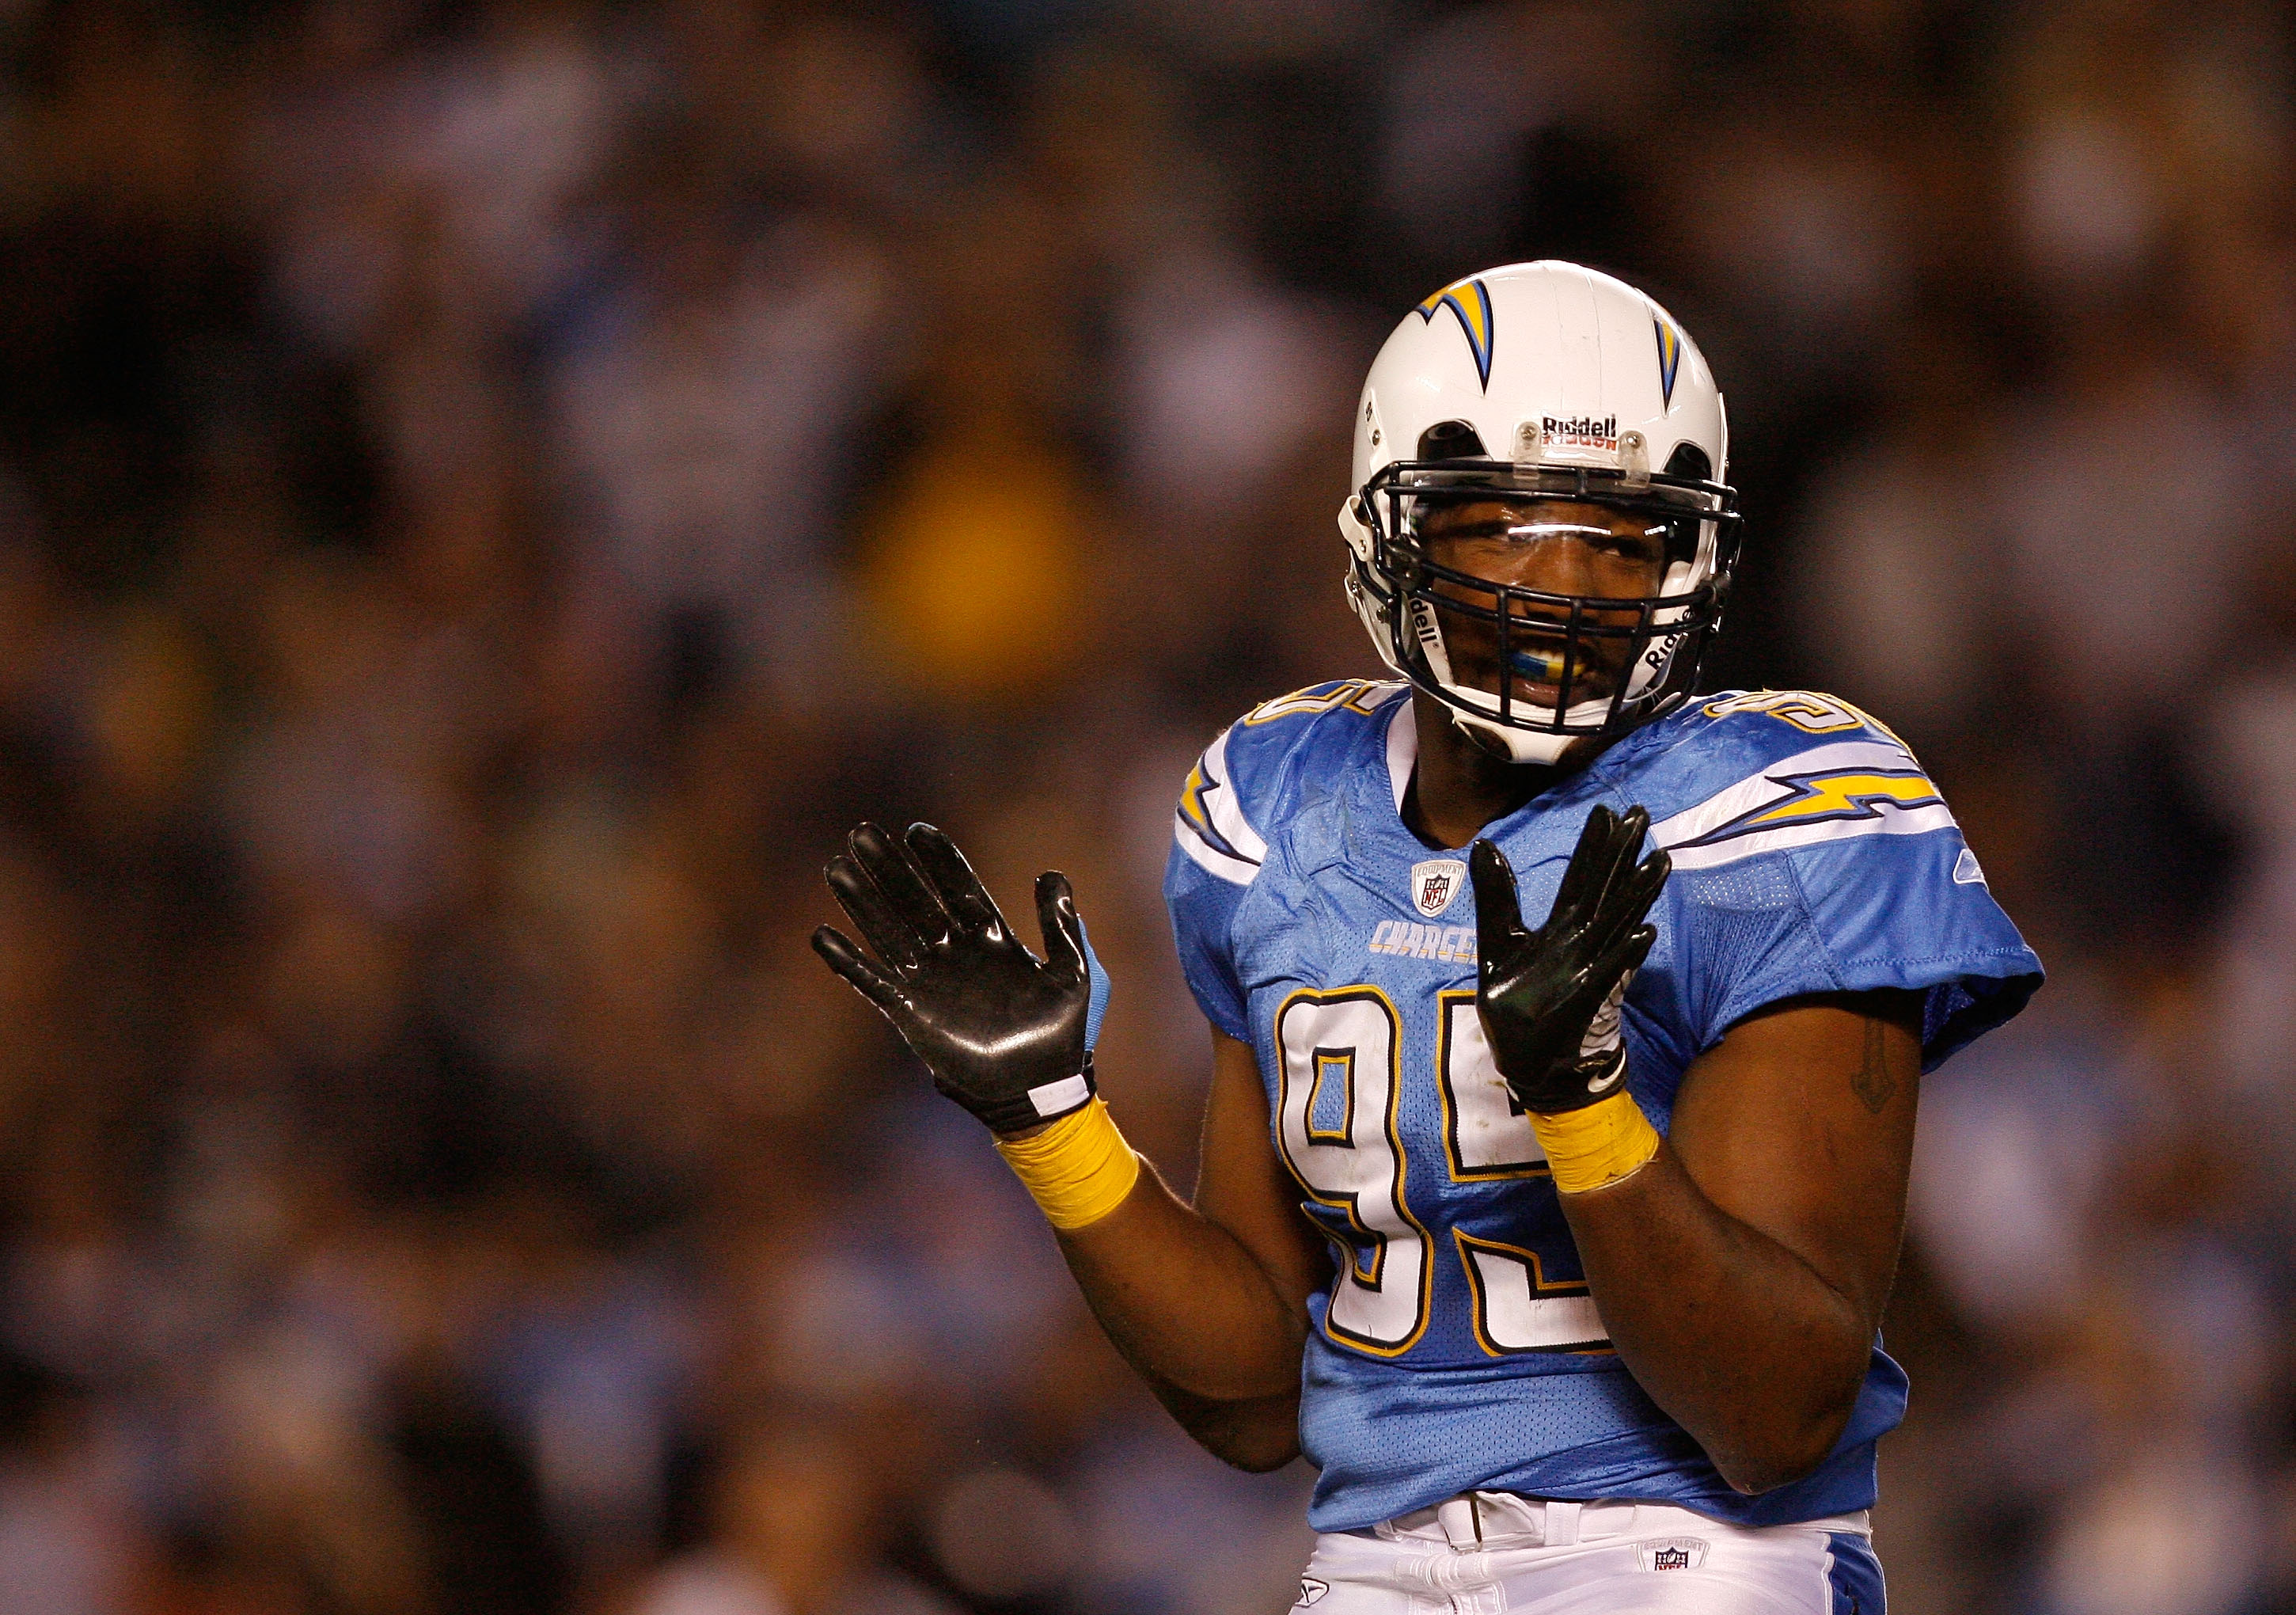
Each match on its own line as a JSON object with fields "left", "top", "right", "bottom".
{"left": 814, "top": 262, "right": 2040, "bottom": 1612}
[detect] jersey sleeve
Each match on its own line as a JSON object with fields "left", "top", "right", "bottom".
{"left": 1162, "top": 718, "right": 1269, "bottom": 1043}
{"left": 1647, "top": 715, "right": 2042, "bottom": 1071}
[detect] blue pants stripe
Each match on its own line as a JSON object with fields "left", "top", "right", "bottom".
{"left": 1827, "top": 1530, "right": 1886, "bottom": 1615}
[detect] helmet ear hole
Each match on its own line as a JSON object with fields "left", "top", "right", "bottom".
{"left": 1659, "top": 443, "right": 1716, "bottom": 563}
{"left": 1417, "top": 420, "right": 1487, "bottom": 460}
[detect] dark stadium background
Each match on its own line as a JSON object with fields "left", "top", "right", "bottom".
{"left": 0, "top": 2, "right": 2289, "bottom": 1612}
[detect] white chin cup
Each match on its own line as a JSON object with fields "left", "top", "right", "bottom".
{"left": 1448, "top": 705, "right": 1583, "bottom": 764}
{"left": 1444, "top": 631, "right": 1698, "bottom": 759}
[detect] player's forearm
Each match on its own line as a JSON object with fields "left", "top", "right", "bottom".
{"left": 1561, "top": 1146, "right": 1877, "bottom": 1495}
{"left": 1053, "top": 1157, "right": 1309, "bottom": 1406}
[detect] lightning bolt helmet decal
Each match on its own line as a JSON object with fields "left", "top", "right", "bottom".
{"left": 1654, "top": 317, "right": 1683, "bottom": 409}
{"left": 1414, "top": 279, "right": 1497, "bottom": 390}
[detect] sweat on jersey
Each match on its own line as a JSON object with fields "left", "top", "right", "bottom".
{"left": 1163, "top": 679, "right": 2041, "bottom": 1533}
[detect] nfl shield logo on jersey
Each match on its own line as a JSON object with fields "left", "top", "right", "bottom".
{"left": 1295, "top": 1575, "right": 1330, "bottom": 1606}
{"left": 1411, "top": 859, "right": 1466, "bottom": 919}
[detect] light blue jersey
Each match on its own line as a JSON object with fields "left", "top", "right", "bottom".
{"left": 1163, "top": 679, "right": 2041, "bottom": 1533}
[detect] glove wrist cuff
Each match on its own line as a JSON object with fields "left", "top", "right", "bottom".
{"left": 1529, "top": 1086, "right": 1660, "bottom": 1195}
{"left": 1509, "top": 1046, "right": 1627, "bottom": 1115}
{"left": 970, "top": 1051, "right": 1099, "bottom": 1134}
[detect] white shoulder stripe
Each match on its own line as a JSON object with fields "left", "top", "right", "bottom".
{"left": 1196, "top": 728, "right": 1268, "bottom": 864}
{"left": 1651, "top": 739, "right": 1959, "bottom": 872}
{"left": 1652, "top": 740, "right": 1911, "bottom": 843}
{"left": 1172, "top": 725, "right": 1266, "bottom": 887}
{"left": 1175, "top": 814, "right": 1259, "bottom": 885}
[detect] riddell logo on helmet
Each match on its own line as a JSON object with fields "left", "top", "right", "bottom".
{"left": 1543, "top": 415, "right": 1618, "bottom": 451}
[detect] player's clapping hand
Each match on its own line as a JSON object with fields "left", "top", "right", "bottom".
{"left": 812, "top": 822, "right": 1096, "bottom": 1135}
{"left": 1471, "top": 804, "right": 1671, "bottom": 1114}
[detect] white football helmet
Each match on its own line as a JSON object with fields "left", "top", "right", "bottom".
{"left": 1338, "top": 261, "right": 1740, "bottom": 764}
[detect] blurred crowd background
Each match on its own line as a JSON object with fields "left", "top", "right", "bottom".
{"left": 0, "top": 0, "right": 2291, "bottom": 1612}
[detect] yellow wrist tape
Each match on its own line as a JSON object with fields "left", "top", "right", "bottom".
{"left": 1531, "top": 1088, "right": 1660, "bottom": 1195}
{"left": 994, "top": 1097, "right": 1142, "bottom": 1231}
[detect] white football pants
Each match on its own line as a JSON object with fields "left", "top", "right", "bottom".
{"left": 1293, "top": 1494, "right": 1883, "bottom": 1613}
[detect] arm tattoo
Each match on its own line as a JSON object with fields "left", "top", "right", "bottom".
{"left": 1850, "top": 1018, "right": 1895, "bottom": 1116}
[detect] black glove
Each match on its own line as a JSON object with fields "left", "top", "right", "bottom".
{"left": 812, "top": 821, "right": 1096, "bottom": 1134}
{"left": 1471, "top": 804, "right": 1670, "bottom": 1115}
